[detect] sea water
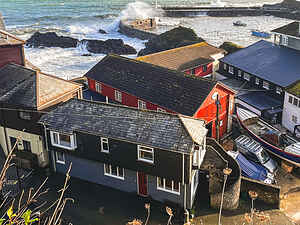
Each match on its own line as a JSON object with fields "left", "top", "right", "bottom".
{"left": 1, "top": 0, "right": 291, "bottom": 79}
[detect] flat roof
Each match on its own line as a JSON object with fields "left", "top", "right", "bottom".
{"left": 220, "top": 40, "right": 300, "bottom": 87}
{"left": 237, "top": 91, "right": 282, "bottom": 111}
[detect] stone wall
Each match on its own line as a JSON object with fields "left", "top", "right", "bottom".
{"left": 119, "top": 20, "right": 158, "bottom": 40}
{"left": 204, "top": 138, "right": 241, "bottom": 210}
{"left": 241, "top": 177, "right": 281, "bottom": 208}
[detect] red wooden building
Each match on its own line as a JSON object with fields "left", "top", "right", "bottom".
{"left": 0, "top": 30, "right": 25, "bottom": 68}
{"left": 137, "top": 42, "right": 226, "bottom": 78}
{"left": 85, "top": 54, "right": 235, "bottom": 140}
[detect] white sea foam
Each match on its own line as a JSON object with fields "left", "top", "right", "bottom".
{"left": 120, "top": 1, "right": 163, "bottom": 20}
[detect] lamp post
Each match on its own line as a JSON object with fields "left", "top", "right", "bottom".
{"left": 218, "top": 167, "right": 232, "bottom": 225}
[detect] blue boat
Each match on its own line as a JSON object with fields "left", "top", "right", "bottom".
{"left": 237, "top": 107, "right": 300, "bottom": 167}
{"left": 251, "top": 30, "right": 271, "bottom": 39}
{"left": 227, "top": 151, "right": 274, "bottom": 184}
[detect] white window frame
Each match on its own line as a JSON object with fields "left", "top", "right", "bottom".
{"left": 228, "top": 66, "right": 234, "bottom": 74}
{"left": 292, "top": 115, "right": 298, "bottom": 124}
{"left": 95, "top": 82, "right": 102, "bottom": 93}
{"left": 276, "top": 86, "right": 282, "bottom": 94}
{"left": 262, "top": 81, "right": 269, "bottom": 90}
{"left": 157, "top": 107, "right": 166, "bottom": 112}
{"left": 289, "top": 96, "right": 293, "bottom": 104}
{"left": 238, "top": 70, "right": 242, "bottom": 77}
{"left": 115, "top": 90, "right": 122, "bottom": 102}
{"left": 220, "top": 120, "right": 223, "bottom": 126}
{"left": 100, "top": 137, "right": 109, "bottom": 153}
{"left": 255, "top": 78, "right": 260, "bottom": 85}
{"left": 138, "top": 100, "right": 146, "bottom": 110}
{"left": 104, "top": 164, "right": 124, "bottom": 180}
{"left": 243, "top": 73, "right": 250, "bottom": 81}
{"left": 223, "top": 63, "right": 227, "bottom": 70}
{"left": 56, "top": 151, "right": 65, "bottom": 164}
{"left": 282, "top": 35, "right": 288, "bottom": 46}
{"left": 50, "top": 131, "right": 77, "bottom": 150}
{"left": 157, "top": 177, "right": 180, "bottom": 195}
{"left": 137, "top": 145, "right": 154, "bottom": 164}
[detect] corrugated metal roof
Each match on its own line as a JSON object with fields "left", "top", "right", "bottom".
{"left": 220, "top": 40, "right": 300, "bottom": 87}
{"left": 85, "top": 54, "right": 217, "bottom": 116}
{"left": 39, "top": 98, "right": 207, "bottom": 152}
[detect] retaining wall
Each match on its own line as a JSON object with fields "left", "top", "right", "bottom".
{"left": 118, "top": 20, "right": 158, "bottom": 40}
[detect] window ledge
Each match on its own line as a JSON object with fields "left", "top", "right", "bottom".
{"left": 137, "top": 158, "right": 154, "bottom": 164}
{"left": 52, "top": 143, "right": 76, "bottom": 150}
{"left": 157, "top": 187, "right": 180, "bottom": 195}
{"left": 104, "top": 173, "right": 124, "bottom": 180}
{"left": 56, "top": 160, "right": 65, "bottom": 165}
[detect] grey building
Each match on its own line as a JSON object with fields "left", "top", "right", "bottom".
{"left": 39, "top": 98, "right": 208, "bottom": 209}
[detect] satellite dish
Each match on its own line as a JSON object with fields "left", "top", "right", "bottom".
{"left": 212, "top": 92, "right": 218, "bottom": 100}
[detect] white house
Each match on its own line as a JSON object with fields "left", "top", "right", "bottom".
{"left": 282, "top": 81, "right": 300, "bottom": 133}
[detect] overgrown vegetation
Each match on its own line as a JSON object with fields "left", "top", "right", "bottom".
{"left": 219, "top": 41, "right": 243, "bottom": 54}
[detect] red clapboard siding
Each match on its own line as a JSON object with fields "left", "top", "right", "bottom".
{"left": 88, "top": 78, "right": 173, "bottom": 113}
{"left": 0, "top": 46, "right": 23, "bottom": 68}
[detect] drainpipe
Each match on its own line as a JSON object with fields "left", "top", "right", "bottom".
{"left": 182, "top": 153, "right": 186, "bottom": 210}
{"left": 215, "top": 95, "right": 220, "bottom": 143}
{"left": 42, "top": 123, "right": 55, "bottom": 172}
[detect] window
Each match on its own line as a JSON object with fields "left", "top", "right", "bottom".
{"left": 223, "top": 63, "right": 227, "bottom": 70}
{"left": 190, "top": 68, "right": 196, "bottom": 75}
{"left": 255, "top": 78, "right": 260, "bottom": 85}
{"left": 228, "top": 66, "right": 234, "bottom": 74}
{"left": 56, "top": 151, "right": 65, "bottom": 164}
{"left": 95, "top": 82, "right": 102, "bottom": 93}
{"left": 138, "top": 100, "right": 146, "bottom": 110}
{"left": 50, "top": 131, "right": 77, "bottom": 150}
{"left": 104, "top": 164, "right": 124, "bottom": 180}
{"left": 282, "top": 35, "right": 288, "bottom": 46}
{"left": 276, "top": 87, "right": 282, "bottom": 94}
{"left": 244, "top": 73, "right": 250, "bottom": 81}
{"left": 100, "top": 137, "right": 109, "bottom": 153}
{"left": 19, "top": 111, "right": 31, "bottom": 120}
{"left": 292, "top": 115, "right": 298, "bottom": 123}
{"left": 262, "top": 81, "right": 269, "bottom": 90}
{"left": 115, "top": 90, "right": 122, "bottom": 102}
{"left": 238, "top": 70, "right": 242, "bottom": 77}
{"left": 138, "top": 145, "right": 154, "bottom": 163}
{"left": 220, "top": 120, "right": 223, "bottom": 126}
{"left": 193, "top": 144, "right": 199, "bottom": 166}
{"left": 203, "top": 65, "right": 207, "bottom": 72}
{"left": 23, "top": 140, "right": 31, "bottom": 152}
{"left": 157, "top": 108, "right": 166, "bottom": 112}
{"left": 294, "top": 98, "right": 298, "bottom": 106}
{"left": 157, "top": 177, "right": 180, "bottom": 194}
{"left": 289, "top": 96, "right": 293, "bottom": 104}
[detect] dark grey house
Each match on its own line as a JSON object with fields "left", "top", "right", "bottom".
{"left": 39, "top": 98, "right": 208, "bottom": 209}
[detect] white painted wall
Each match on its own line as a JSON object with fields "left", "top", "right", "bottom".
{"left": 0, "top": 126, "right": 48, "bottom": 167}
{"left": 282, "top": 92, "right": 300, "bottom": 133}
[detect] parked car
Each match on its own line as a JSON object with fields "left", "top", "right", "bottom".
{"left": 227, "top": 151, "right": 275, "bottom": 184}
{"left": 235, "top": 135, "right": 278, "bottom": 173}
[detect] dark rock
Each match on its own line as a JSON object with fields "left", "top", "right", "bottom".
{"left": 81, "top": 39, "right": 137, "bottom": 55}
{"left": 26, "top": 32, "right": 78, "bottom": 48}
{"left": 27, "top": 32, "right": 137, "bottom": 55}
{"left": 219, "top": 41, "right": 243, "bottom": 55}
{"left": 99, "top": 29, "right": 107, "bottom": 34}
{"left": 138, "top": 26, "right": 205, "bottom": 56}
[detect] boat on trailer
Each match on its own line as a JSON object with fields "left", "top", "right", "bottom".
{"left": 236, "top": 107, "right": 300, "bottom": 167}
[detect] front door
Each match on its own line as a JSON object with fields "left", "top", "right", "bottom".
{"left": 137, "top": 172, "right": 148, "bottom": 196}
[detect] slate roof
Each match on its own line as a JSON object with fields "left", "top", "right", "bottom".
{"left": 0, "top": 64, "right": 37, "bottom": 108}
{"left": 137, "top": 42, "right": 224, "bottom": 71}
{"left": 271, "top": 21, "right": 300, "bottom": 38}
{"left": 85, "top": 54, "right": 218, "bottom": 116}
{"left": 39, "top": 98, "right": 207, "bottom": 153}
{"left": 220, "top": 40, "right": 300, "bottom": 87}
{"left": 0, "top": 63, "right": 81, "bottom": 109}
